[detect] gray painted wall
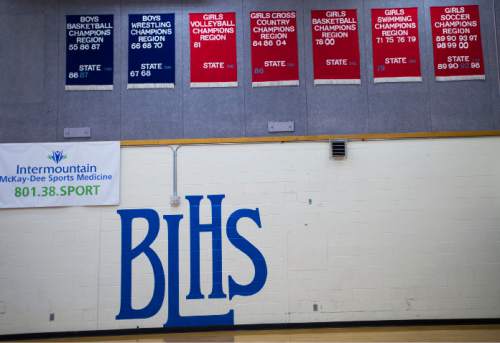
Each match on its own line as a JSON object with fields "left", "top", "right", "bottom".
{"left": 495, "top": 0, "right": 500, "bottom": 129}
{"left": 0, "top": 0, "right": 499, "bottom": 142}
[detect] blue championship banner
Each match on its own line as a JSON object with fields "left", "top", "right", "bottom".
{"left": 66, "top": 15, "right": 114, "bottom": 91}
{"left": 128, "top": 14, "right": 175, "bottom": 89}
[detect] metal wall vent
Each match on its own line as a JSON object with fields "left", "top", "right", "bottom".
{"left": 331, "top": 140, "right": 347, "bottom": 159}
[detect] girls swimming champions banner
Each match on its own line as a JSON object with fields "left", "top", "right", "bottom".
{"left": 128, "top": 14, "right": 175, "bottom": 89}
{"left": 311, "top": 9, "right": 360, "bottom": 85}
{"left": 0, "top": 142, "right": 120, "bottom": 209}
{"left": 189, "top": 12, "right": 238, "bottom": 88}
{"left": 251, "top": 11, "right": 299, "bottom": 87}
{"left": 371, "top": 8, "right": 422, "bottom": 83}
{"left": 431, "top": 5, "right": 485, "bottom": 81}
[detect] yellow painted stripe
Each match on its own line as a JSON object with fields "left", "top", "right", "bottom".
{"left": 121, "top": 130, "right": 500, "bottom": 147}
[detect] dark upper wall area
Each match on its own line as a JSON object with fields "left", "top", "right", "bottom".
{"left": 0, "top": 0, "right": 499, "bottom": 143}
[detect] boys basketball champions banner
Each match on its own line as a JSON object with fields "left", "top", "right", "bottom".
{"left": 128, "top": 14, "right": 175, "bottom": 89}
{"left": 251, "top": 11, "right": 299, "bottom": 87}
{"left": 0, "top": 142, "right": 120, "bottom": 209}
{"left": 371, "top": 8, "right": 422, "bottom": 83}
{"left": 431, "top": 5, "right": 485, "bottom": 81}
{"left": 311, "top": 9, "right": 361, "bottom": 85}
{"left": 189, "top": 12, "right": 238, "bottom": 88}
{"left": 66, "top": 15, "right": 114, "bottom": 91}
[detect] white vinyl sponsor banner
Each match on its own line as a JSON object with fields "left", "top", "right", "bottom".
{"left": 0, "top": 141, "right": 120, "bottom": 209}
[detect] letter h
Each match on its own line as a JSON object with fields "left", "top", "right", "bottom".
{"left": 186, "top": 195, "right": 226, "bottom": 299}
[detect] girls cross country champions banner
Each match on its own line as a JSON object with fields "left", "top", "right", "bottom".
{"left": 0, "top": 141, "right": 120, "bottom": 209}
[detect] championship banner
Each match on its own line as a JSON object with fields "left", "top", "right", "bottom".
{"left": 250, "top": 11, "right": 299, "bottom": 87}
{"left": 128, "top": 14, "right": 175, "bottom": 89}
{"left": 311, "top": 9, "right": 361, "bottom": 85}
{"left": 371, "top": 8, "right": 422, "bottom": 83}
{"left": 431, "top": 5, "right": 485, "bottom": 81}
{"left": 189, "top": 12, "right": 238, "bottom": 88}
{"left": 66, "top": 15, "right": 114, "bottom": 91}
{"left": 0, "top": 142, "right": 120, "bottom": 209}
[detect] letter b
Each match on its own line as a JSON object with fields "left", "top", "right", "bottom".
{"left": 116, "top": 209, "right": 165, "bottom": 320}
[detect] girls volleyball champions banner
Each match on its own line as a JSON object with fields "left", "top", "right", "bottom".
{"left": 189, "top": 12, "right": 238, "bottom": 88}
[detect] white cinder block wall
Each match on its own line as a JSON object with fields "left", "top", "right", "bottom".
{"left": 1, "top": 138, "right": 500, "bottom": 335}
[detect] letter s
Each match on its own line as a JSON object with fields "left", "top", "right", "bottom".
{"left": 227, "top": 208, "right": 267, "bottom": 300}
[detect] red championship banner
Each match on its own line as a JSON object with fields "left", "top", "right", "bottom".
{"left": 189, "top": 12, "right": 237, "bottom": 88}
{"left": 371, "top": 8, "right": 422, "bottom": 83}
{"left": 250, "top": 11, "right": 299, "bottom": 87}
{"left": 431, "top": 5, "right": 485, "bottom": 81}
{"left": 311, "top": 9, "right": 360, "bottom": 85}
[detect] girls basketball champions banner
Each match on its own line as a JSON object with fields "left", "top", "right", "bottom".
{"left": 311, "top": 9, "right": 361, "bottom": 85}
{"left": 431, "top": 5, "right": 485, "bottom": 81}
{"left": 0, "top": 142, "right": 120, "bottom": 209}
{"left": 250, "top": 11, "right": 299, "bottom": 87}
{"left": 371, "top": 8, "right": 422, "bottom": 83}
{"left": 189, "top": 12, "right": 238, "bottom": 88}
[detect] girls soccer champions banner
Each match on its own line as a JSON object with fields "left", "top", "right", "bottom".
{"left": 431, "top": 5, "right": 485, "bottom": 81}
{"left": 250, "top": 11, "right": 299, "bottom": 87}
{"left": 189, "top": 12, "right": 238, "bottom": 88}
{"left": 371, "top": 8, "right": 422, "bottom": 83}
{"left": 311, "top": 9, "right": 361, "bottom": 85}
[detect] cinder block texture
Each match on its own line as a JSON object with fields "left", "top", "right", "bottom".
{"left": 0, "top": 138, "right": 500, "bottom": 335}
{"left": 0, "top": 0, "right": 499, "bottom": 142}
